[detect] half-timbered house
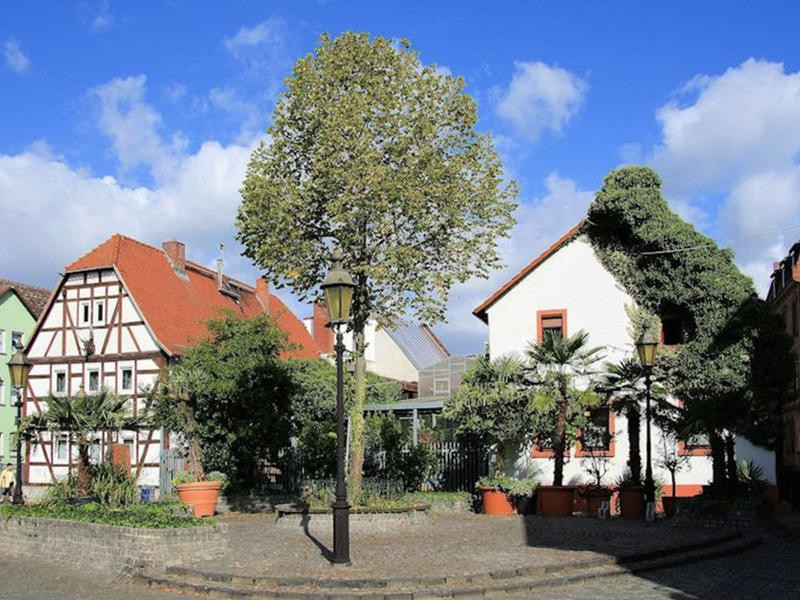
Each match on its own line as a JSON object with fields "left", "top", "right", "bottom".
{"left": 23, "top": 234, "right": 318, "bottom": 493}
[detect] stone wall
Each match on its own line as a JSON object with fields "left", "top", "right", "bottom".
{"left": 0, "top": 516, "right": 228, "bottom": 575}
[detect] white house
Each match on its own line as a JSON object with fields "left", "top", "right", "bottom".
{"left": 472, "top": 222, "right": 776, "bottom": 496}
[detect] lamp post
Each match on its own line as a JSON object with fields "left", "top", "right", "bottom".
{"left": 7, "top": 345, "right": 31, "bottom": 505}
{"left": 635, "top": 331, "right": 659, "bottom": 522}
{"left": 321, "top": 248, "right": 355, "bottom": 565}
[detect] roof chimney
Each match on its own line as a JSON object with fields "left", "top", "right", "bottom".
{"left": 255, "top": 277, "right": 271, "bottom": 313}
{"left": 312, "top": 302, "right": 334, "bottom": 354}
{"left": 162, "top": 240, "right": 187, "bottom": 279}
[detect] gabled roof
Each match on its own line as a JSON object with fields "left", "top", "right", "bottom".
{"left": 64, "top": 234, "right": 319, "bottom": 359}
{"left": 0, "top": 278, "right": 52, "bottom": 319}
{"left": 472, "top": 221, "right": 585, "bottom": 323}
{"left": 385, "top": 324, "right": 450, "bottom": 371}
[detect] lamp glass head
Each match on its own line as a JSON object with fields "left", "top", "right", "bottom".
{"left": 321, "top": 248, "right": 355, "bottom": 325}
{"left": 7, "top": 346, "right": 31, "bottom": 389}
{"left": 635, "top": 331, "right": 659, "bottom": 368}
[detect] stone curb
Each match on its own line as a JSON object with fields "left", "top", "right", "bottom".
{"left": 136, "top": 533, "right": 757, "bottom": 599}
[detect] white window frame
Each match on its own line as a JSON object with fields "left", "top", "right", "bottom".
{"left": 79, "top": 301, "right": 91, "bottom": 327}
{"left": 94, "top": 300, "right": 106, "bottom": 326}
{"left": 10, "top": 331, "right": 23, "bottom": 352}
{"left": 119, "top": 364, "right": 134, "bottom": 393}
{"left": 53, "top": 370, "right": 67, "bottom": 396}
{"left": 0, "top": 329, "right": 5, "bottom": 354}
{"left": 55, "top": 434, "right": 69, "bottom": 462}
{"left": 87, "top": 369, "right": 100, "bottom": 393}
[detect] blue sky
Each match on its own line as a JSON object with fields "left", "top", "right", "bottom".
{"left": 2, "top": 1, "right": 800, "bottom": 354}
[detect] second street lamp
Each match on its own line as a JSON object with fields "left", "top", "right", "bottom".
{"left": 7, "top": 344, "right": 31, "bottom": 506}
{"left": 321, "top": 248, "right": 355, "bottom": 565}
{"left": 635, "top": 330, "right": 659, "bottom": 522}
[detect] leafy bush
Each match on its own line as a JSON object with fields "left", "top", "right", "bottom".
{"left": 171, "top": 472, "right": 197, "bottom": 487}
{"left": 0, "top": 502, "right": 208, "bottom": 528}
{"left": 363, "top": 414, "right": 439, "bottom": 491}
{"left": 91, "top": 462, "right": 139, "bottom": 506}
{"left": 41, "top": 475, "right": 80, "bottom": 506}
{"left": 477, "top": 475, "right": 537, "bottom": 498}
{"left": 738, "top": 460, "right": 767, "bottom": 494}
{"left": 299, "top": 478, "right": 405, "bottom": 509}
{"left": 295, "top": 421, "right": 336, "bottom": 479}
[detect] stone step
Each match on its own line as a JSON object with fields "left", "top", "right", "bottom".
{"left": 135, "top": 533, "right": 759, "bottom": 599}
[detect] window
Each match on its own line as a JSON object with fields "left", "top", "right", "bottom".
{"left": 576, "top": 408, "right": 615, "bottom": 457}
{"left": 661, "top": 316, "right": 683, "bottom": 346}
{"left": 88, "top": 370, "right": 99, "bottom": 393}
{"left": 94, "top": 300, "right": 105, "bottom": 326}
{"left": 55, "top": 434, "right": 69, "bottom": 461}
{"left": 54, "top": 371, "right": 66, "bottom": 395}
{"left": 123, "top": 437, "right": 135, "bottom": 464}
{"left": 10, "top": 331, "right": 22, "bottom": 352}
{"left": 79, "top": 301, "right": 91, "bottom": 327}
{"left": 537, "top": 310, "right": 567, "bottom": 342}
{"left": 121, "top": 368, "right": 133, "bottom": 392}
{"left": 679, "top": 434, "right": 712, "bottom": 456}
{"left": 0, "top": 329, "right": 5, "bottom": 354}
{"left": 0, "top": 378, "right": 4, "bottom": 407}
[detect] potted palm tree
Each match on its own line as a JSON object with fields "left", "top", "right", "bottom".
{"left": 445, "top": 356, "right": 538, "bottom": 515}
{"left": 24, "top": 388, "right": 133, "bottom": 502}
{"left": 527, "top": 330, "right": 603, "bottom": 516}
{"left": 153, "top": 367, "right": 223, "bottom": 517}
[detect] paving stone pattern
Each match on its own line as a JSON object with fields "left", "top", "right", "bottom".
{"left": 186, "top": 512, "right": 730, "bottom": 580}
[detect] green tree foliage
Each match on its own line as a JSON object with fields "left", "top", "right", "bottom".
{"left": 363, "top": 414, "right": 439, "bottom": 491}
{"left": 237, "top": 32, "right": 517, "bottom": 494}
{"left": 152, "top": 310, "right": 295, "bottom": 489}
{"left": 444, "top": 356, "right": 534, "bottom": 477}
{"left": 25, "top": 389, "right": 131, "bottom": 496}
{"left": 526, "top": 330, "right": 603, "bottom": 486}
{"left": 286, "top": 359, "right": 400, "bottom": 479}
{"left": 586, "top": 166, "right": 794, "bottom": 487}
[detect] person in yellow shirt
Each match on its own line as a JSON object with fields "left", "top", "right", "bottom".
{"left": 0, "top": 463, "right": 15, "bottom": 503}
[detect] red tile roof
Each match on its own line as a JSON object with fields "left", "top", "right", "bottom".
{"left": 65, "top": 234, "right": 319, "bottom": 359}
{"left": 0, "top": 278, "right": 52, "bottom": 319}
{"left": 472, "top": 221, "right": 585, "bottom": 323}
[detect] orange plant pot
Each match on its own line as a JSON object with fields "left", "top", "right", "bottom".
{"left": 619, "top": 487, "right": 645, "bottom": 519}
{"left": 662, "top": 496, "right": 680, "bottom": 517}
{"left": 176, "top": 481, "right": 222, "bottom": 517}
{"left": 478, "top": 486, "right": 516, "bottom": 515}
{"left": 537, "top": 486, "right": 575, "bottom": 517}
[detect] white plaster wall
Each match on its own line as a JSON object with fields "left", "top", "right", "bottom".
{"left": 368, "top": 328, "right": 419, "bottom": 383}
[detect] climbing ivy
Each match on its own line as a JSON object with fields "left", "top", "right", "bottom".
{"left": 585, "top": 167, "right": 793, "bottom": 468}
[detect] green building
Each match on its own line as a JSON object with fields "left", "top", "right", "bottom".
{"left": 0, "top": 279, "right": 50, "bottom": 462}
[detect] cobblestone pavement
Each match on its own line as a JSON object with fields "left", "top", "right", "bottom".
{"left": 193, "top": 512, "right": 730, "bottom": 579}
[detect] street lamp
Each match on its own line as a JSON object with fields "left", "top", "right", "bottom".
{"left": 635, "top": 330, "right": 659, "bottom": 522}
{"left": 321, "top": 248, "right": 355, "bottom": 565}
{"left": 7, "top": 344, "right": 31, "bottom": 505}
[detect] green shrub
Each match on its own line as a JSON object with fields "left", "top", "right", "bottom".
{"left": 41, "top": 475, "right": 80, "bottom": 506}
{"left": 477, "top": 475, "right": 537, "bottom": 497}
{"left": 363, "top": 414, "right": 439, "bottom": 491}
{"left": 91, "top": 462, "right": 139, "bottom": 506}
{"left": 0, "top": 502, "right": 207, "bottom": 528}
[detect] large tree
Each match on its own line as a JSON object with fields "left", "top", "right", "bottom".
{"left": 586, "top": 166, "right": 794, "bottom": 489}
{"left": 237, "top": 32, "right": 517, "bottom": 494}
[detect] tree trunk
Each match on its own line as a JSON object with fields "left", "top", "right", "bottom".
{"left": 725, "top": 432, "right": 738, "bottom": 490}
{"left": 76, "top": 436, "right": 92, "bottom": 496}
{"left": 671, "top": 470, "right": 677, "bottom": 497}
{"left": 709, "top": 429, "right": 726, "bottom": 491}
{"left": 347, "top": 329, "right": 366, "bottom": 500}
{"left": 552, "top": 381, "right": 568, "bottom": 486}
{"left": 626, "top": 403, "right": 642, "bottom": 485}
{"left": 181, "top": 397, "right": 205, "bottom": 480}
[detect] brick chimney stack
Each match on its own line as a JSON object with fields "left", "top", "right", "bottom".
{"left": 255, "top": 277, "right": 271, "bottom": 313}
{"left": 312, "top": 302, "right": 334, "bottom": 354}
{"left": 162, "top": 240, "right": 187, "bottom": 278}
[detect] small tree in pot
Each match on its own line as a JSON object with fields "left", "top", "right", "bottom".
{"left": 445, "top": 356, "right": 537, "bottom": 514}
{"left": 657, "top": 429, "right": 690, "bottom": 516}
{"left": 526, "top": 330, "right": 602, "bottom": 516}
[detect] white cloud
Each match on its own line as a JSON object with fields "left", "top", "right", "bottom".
{"left": 91, "top": 75, "right": 187, "bottom": 182}
{"left": 495, "top": 61, "right": 587, "bottom": 141}
{"left": 0, "top": 75, "right": 259, "bottom": 291}
{"left": 209, "top": 86, "right": 264, "bottom": 143}
{"left": 4, "top": 39, "right": 30, "bottom": 72}
{"left": 439, "top": 173, "right": 594, "bottom": 353}
{"left": 653, "top": 59, "right": 800, "bottom": 193}
{"left": 223, "top": 19, "right": 286, "bottom": 75}
{"left": 649, "top": 58, "right": 800, "bottom": 290}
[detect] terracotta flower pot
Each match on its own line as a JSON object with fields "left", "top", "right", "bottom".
{"left": 176, "top": 481, "right": 222, "bottom": 517}
{"left": 537, "top": 485, "right": 575, "bottom": 517}
{"left": 478, "top": 486, "right": 516, "bottom": 515}
{"left": 619, "top": 486, "right": 645, "bottom": 519}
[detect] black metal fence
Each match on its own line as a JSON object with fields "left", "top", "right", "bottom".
{"left": 256, "top": 441, "right": 489, "bottom": 493}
